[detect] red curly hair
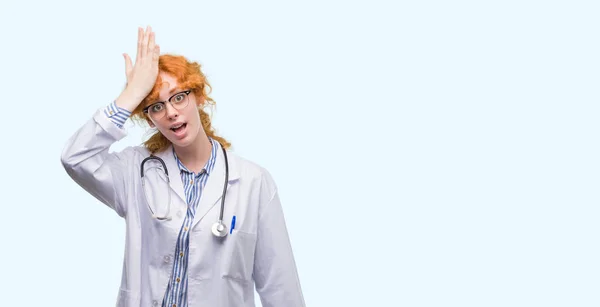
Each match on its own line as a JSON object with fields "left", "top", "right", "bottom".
{"left": 130, "top": 54, "right": 231, "bottom": 154}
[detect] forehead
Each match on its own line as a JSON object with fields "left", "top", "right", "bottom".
{"left": 158, "top": 73, "right": 180, "bottom": 92}
{"left": 145, "top": 73, "right": 183, "bottom": 106}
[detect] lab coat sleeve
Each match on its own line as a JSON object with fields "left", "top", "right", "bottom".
{"left": 60, "top": 107, "right": 133, "bottom": 217}
{"left": 253, "top": 190, "right": 306, "bottom": 307}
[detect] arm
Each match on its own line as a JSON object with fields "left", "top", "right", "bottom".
{"left": 61, "top": 25, "right": 160, "bottom": 216}
{"left": 60, "top": 105, "right": 133, "bottom": 217}
{"left": 253, "top": 189, "right": 306, "bottom": 307}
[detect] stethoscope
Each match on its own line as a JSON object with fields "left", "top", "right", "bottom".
{"left": 140, "top": 145, "right": 230, "bottom": 238}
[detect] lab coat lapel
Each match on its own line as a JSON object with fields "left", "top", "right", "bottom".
{"left": 192, "top": 145, "right": 238, "bottom": 229}
{"left": 154, "top": 145, "right": 187, "bottom": 206}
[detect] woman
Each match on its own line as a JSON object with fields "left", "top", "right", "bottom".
{"left": 61, "top": 26, "right": 305, "bottom": 307}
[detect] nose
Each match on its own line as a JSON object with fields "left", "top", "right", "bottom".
{"left": 164, "top": 102, "right": 179, "bottom": 119}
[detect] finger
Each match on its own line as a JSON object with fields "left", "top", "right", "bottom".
{"left": 123, "top": 53, "right": 133, "bottom": 81}
{"left": 136, "top": 27, "right": 143, "bottom": 61}
{"left": 153, "top": 45, "right": 160, "bottom": 62}
{"left": 148, "top": 31, "right": 156, "bottom": 57}
{"left": 141, "top": 25, "right": 151, "bottom": 58}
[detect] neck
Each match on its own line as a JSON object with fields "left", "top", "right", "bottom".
{"left": 173, "top": 133, "right": 213, "bottom": 174}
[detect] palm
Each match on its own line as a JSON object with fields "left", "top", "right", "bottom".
{"left": 123, "top": 26, "right": 160, "bottom": 101}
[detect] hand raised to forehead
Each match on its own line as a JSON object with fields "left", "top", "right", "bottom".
{"left": 122, "top": 26, "right": 160, "bottom": 103}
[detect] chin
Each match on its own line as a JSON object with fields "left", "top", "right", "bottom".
{"left": 171, "top": 133, "right": 198, "bottom": 149}
{"left": 170, "top": 138, "right": 192, "bottom": 148}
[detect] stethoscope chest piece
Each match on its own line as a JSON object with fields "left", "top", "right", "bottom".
{"left": 212, "top": 221, "right": 228, "bottom": 237}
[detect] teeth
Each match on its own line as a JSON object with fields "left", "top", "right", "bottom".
{"left": 171, "top": 124, "right": 184, "bottom": 130}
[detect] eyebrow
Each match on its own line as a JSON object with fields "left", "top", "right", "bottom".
{"left": 169, "top": 87, "right": 182, "bottom": 95}
{"left": 150, "top": 88, "right": 183, "bottom": 105}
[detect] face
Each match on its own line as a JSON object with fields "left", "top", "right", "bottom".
{"left": 144, "top": 72, "right": 204, "bottom": 149}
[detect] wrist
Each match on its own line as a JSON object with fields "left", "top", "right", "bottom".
{"left": 115, "top": 88, "right": 145, "bottom": 112}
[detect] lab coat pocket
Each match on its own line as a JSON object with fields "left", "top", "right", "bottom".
{"left": 221, "top": 230, "right": 257, "bottom": 282}
{"left": 116, "top": 288, "right": 140, "bottom": 307}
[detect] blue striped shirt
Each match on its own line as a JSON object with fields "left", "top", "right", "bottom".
{"left": 104, "top": 101, "right": 131, "bottom": 128}
{"left": 104, "top": 102, "right": 219, "bottom": 307}
{"left": 162, "top": 139, "right": 218, "bottom": 307}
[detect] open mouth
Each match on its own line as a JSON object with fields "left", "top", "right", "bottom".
{"left": 170, "top": 123, "right": 187, "bottom": 133}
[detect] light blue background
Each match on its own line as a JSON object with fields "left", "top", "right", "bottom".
{"left": 1, "top": 0, "right": 598, "bottom": 306}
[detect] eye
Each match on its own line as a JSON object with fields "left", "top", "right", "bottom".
{"left": 150, "top": 103, "right": 164, "bottom": 112}
{"left": 173, "top": 93, "right": 186, "bottom": 103}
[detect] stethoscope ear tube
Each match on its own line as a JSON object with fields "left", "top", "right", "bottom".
{"left": 141, "top": 155, "right": 169, "bottom": 179}
{"left": 219, "top": 146, "right": 229, "bottom": 221}
{"left": 141, "top": 155, "right": 172, "bottom": 220}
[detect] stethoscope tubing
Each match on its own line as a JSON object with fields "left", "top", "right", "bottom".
{"left": 140, "top": 145, "right": 229, "bottom": 236}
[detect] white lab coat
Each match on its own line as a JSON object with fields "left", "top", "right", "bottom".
{"left": 61, "top": 108, "right": 305, "bottom": 307}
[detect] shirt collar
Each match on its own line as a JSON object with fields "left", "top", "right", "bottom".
{"left": 172, "top": 137, "right": 219, "bottom": 176}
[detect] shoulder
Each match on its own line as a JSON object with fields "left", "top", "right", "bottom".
{"left": 227, "top": 150, "right": 278, "bottom": 196}
{"left": 228, "top": 151, "right": 276, "bottom": 182}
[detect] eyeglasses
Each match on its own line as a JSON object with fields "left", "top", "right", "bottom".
{"left": 143, "top": 90, "right": 192, "bottom": 120}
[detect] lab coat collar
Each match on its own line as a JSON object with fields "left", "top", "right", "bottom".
{"left": 153, "top": 141, "right": 240, "bottom": 229}
{"left": 154, "top": 145, "right": 187, "bottom": 207}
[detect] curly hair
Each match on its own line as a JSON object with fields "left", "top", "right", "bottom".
{"left": 130, "top": 54, "right": 231, "bottom": 154}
